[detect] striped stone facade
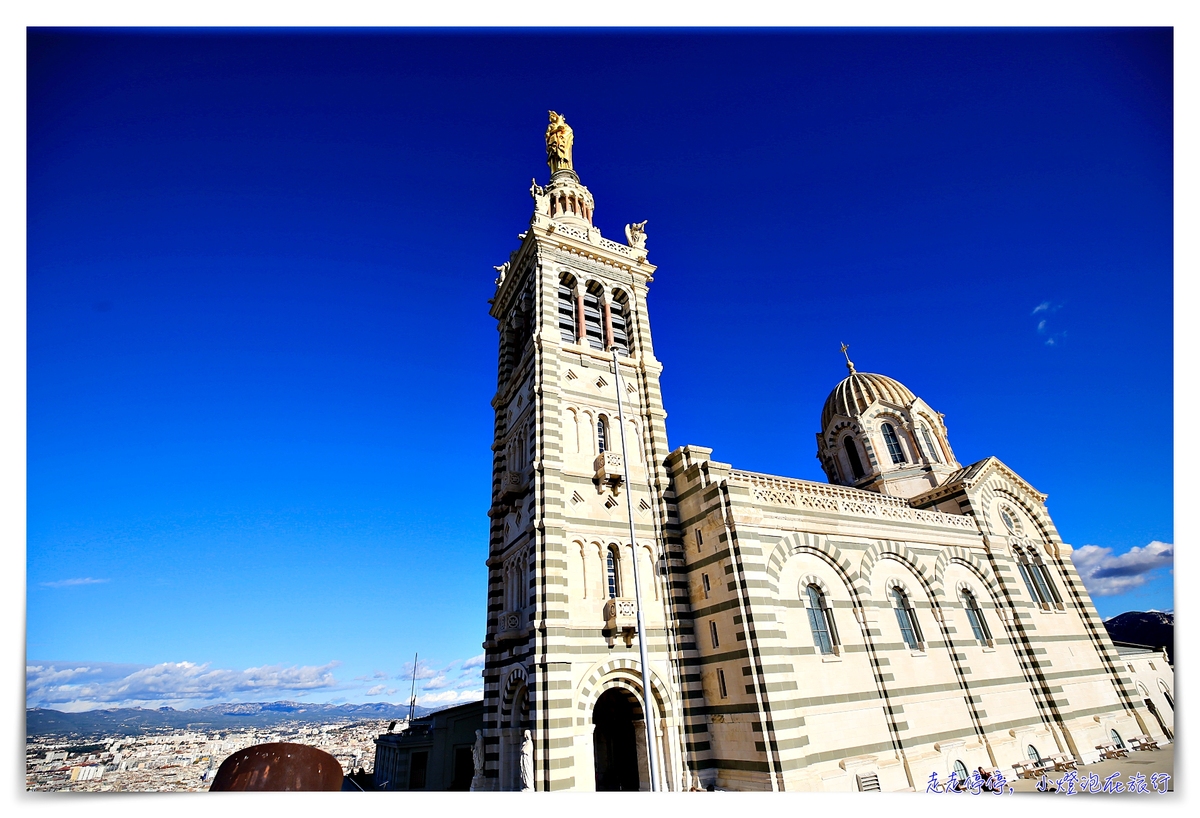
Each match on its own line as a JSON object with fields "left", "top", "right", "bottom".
{"left": 478, "top": 129, "right": 1165, "bottom": 792}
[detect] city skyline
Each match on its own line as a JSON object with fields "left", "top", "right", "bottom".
{"left": 26, "top": 28, "right": 1173, "bottom": 711}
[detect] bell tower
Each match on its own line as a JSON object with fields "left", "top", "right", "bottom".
{"left": 479, "top": 113, "right": 699, "bottom": 791}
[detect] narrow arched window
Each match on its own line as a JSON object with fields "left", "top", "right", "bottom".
{"left": 1158, "top": 680, "right": 1173, "bottom": 710}
{"left": 597, "top": 415, "right": 608, "bottom": 454}
{"left": 805, "top": 585, "right": 838, "bottom": 654}
{"left": 583, "top": 284, "right": 605, "bottom": 350}
{"left": 881, "top": 422, "right": 906, "bottom": 464}
{"left": 844, "top": 437, "right": 865, "bottom": 479}
{"left": 890, "top": 587, "right": 923, "bottom": 650}
{"left": 1110, "top": 730, "right": 1125, "bottom": 749}
{"left": 557, "top": 277, "right": 577, "bottom": 343}
{"left": 606, "top": 546, "right": 620, "bottom": 598}
{"left": 1026, "top": 745, "right": 1041, "bottom": 762}
{"left": 610, "top": 292, "right": 631, "bottom": 356}
{"left": 952, "top": 760, "right": 968, "bottom": 784}
{"left": 919, "top": 423, "right": 940, "bottom": 464}
{"left": 962, "top": 590, "right": 992, "bottom": 645}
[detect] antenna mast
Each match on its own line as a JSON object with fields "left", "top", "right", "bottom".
{"left": 407, "top": 652, "right": 419, "bottom": 723}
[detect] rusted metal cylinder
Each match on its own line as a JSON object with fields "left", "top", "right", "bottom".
{"left": 209, "top": 742, "right": 343, "bottom": 791}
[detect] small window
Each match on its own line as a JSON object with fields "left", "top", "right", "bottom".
{"left": 716, "top": 668, "right": 728, "bottom": 698}
{"left": 881, "top": 422, "right": 906, "bottom": 464}
{"left": 891, "top": 587, "right": 923, "bottom": 650}
{"left": 962, "top": 590, "right": 992, "bottom": 644}
{"left": 999, "top": 505, "right": 1019, "bottom": 534}
{"left": 844, "top": 436, "right": 865, "bottom": 479}
{"left": 606, "top": 546, "right": 620, "bottom": 598}
{"left": 710, "top": 620, "right": 720, "bottom": 649}
{"left": 701, "top": 573, "right": 711, "bottom": 599}
{"left": 1110, "top": 730, "right": 1125, "bottom": 749}
{"left": 695, "top": 528, "right": 703, "bottom": 550}
{"left": 953, "top": 760, "right": 969, "bottom": 784}
{"left": 805, "top": 584, "right": 837, "bottom": 655}
{"left": 597, "top": 415, "right": 608, "bottom": 454}
{"left": 1026, "top": 745, "right": 1041, "bottom": 762}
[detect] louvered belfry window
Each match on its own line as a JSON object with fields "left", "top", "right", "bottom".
{"left": 844, "top": 436, "right": 865, "bottom": 479}
{"left": 610, "top": 294, "right": 631, "bottom": 356}
{"left": 558, "top": 278, "right": 577, "bottom": 343}
{"left": 920, "top": 423, "right": 940, "bottom": 463}
{"left": 583, "top": 286, "right": 605, "bottom": 350}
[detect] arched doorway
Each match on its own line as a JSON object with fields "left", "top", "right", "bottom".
{"left": 593, "top": 688, "right": 643, "bottom": 791}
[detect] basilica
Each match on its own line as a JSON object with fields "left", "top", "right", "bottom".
{"left": 477, "top": 114, "right": 1171, "bottom": 792}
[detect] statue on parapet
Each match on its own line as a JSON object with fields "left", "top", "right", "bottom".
{"left": 530, "top": 178, "right": 549, "bottom": 215}
{"left": 493, "top": 261, "right": 509, "bottom": 286}
{"left": 625, "top": 220, "right": 648, "bottom": 250}
{"left": 546, "top": 111, "right": 574, "bottom": 173}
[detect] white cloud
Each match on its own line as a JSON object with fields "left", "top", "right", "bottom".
{"left": 462, "top": 653, "right": 485, "bottom": 669}
{"left": 417, "top": 688, "right": 484, "bottom": 707}
{"left": 40, "top": 577, "right": 109, "bottom": 589}
{"left": 27, "top": 660, "right": 342, "bottom": 711}
{"left": 1032, "top": 302, "right": 1051, "bottom": 314}
{"left": 1073, "top": 541, "right": 1173, "bottom": 597}
{"left": 366, "top": 685, "right": 398, "bottom": 697}
{"left": 422, "top": 674, "right": 451, "bottom": 690}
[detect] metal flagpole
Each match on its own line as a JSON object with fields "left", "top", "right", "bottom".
{"left": 611, "top": 344, "right": 660, "bottom": 791}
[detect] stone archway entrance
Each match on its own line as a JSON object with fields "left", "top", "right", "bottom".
{"left": 593, "top": 687, "right": 645, "bottom": 791}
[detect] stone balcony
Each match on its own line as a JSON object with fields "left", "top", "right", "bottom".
{"left": 594, "top": 452, "right": 624, "bottom": 490}
{"left": 499, "top": 470, "right": 529, "bottom": 503}
{"left": 603, "top": 597, "right": 637, "bottom": 634}
{"left": 495, "top": 610, "right": 524, "bottom": 641}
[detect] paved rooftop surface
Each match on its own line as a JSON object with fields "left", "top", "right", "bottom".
{"left": 1006, "top": 745, "right": 1174, "bottom": 796}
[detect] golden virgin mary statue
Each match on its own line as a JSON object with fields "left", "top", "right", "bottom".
{"left": 546, "top": 111, "right": 574, "bottom": 173}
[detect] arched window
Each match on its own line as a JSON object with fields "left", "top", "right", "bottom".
{"left": 952, "top": 760, "right": 969, "bottom": 784}
{"left": 881, "top": 422, "right": 906, "bottom": 464}
{"left": 890, "top": 587, "right": 923, "bottom": 650}
{"left": 1014, "top": 546, "right": 1063, "bottom": 610}
{"left": 1026, "top": 745, "right": 1041, "bottom": 762}
{"left": 610, "top": 292, "right": 631, "bottom": 356}
{"left": 583, "top": 284, "right": 605, "bottom": 350}
{"left": 597, "top": 415, "right": 609, "bottom": 454}
{"left": 1110, "top": 730, "right": 1125, "bottom": 749}
{"left": 606, "top": 546, "right": 620, "bottom": 598}
{"left": 919, "top": 423, "right": 940, "bottom": 464}
{"left": 962, "top": 590, "right": 993, "bottom": 645}
{"left": 558, "top": 276, "right": 577, "bottom": 343}
{"left": 1159, "top": 680, "right": 1173, "bottom": 710}
{"left": 844, "top": 437, "right": 865, "bottom": 479}
{"left": 805, "top": 584, "right": 839, "bottom": 655}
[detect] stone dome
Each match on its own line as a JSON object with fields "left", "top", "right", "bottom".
{"left": 821, "top": 370, "right": 917, "bottom": 430}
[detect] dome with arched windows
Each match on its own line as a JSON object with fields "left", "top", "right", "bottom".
{"left": 821, "top": 370, "right": 916, "bottom": 429}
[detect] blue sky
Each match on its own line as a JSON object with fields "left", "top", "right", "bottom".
{"left": 25, "top": 28, "right": 1173, "bottom": 711}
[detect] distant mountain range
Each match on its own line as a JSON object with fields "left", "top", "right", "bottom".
{"left": 1104, "top": 610, "right": 1174, "bottom": 664}
{"left": 27, "top": 700, "right": 435, "bottom": 738}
